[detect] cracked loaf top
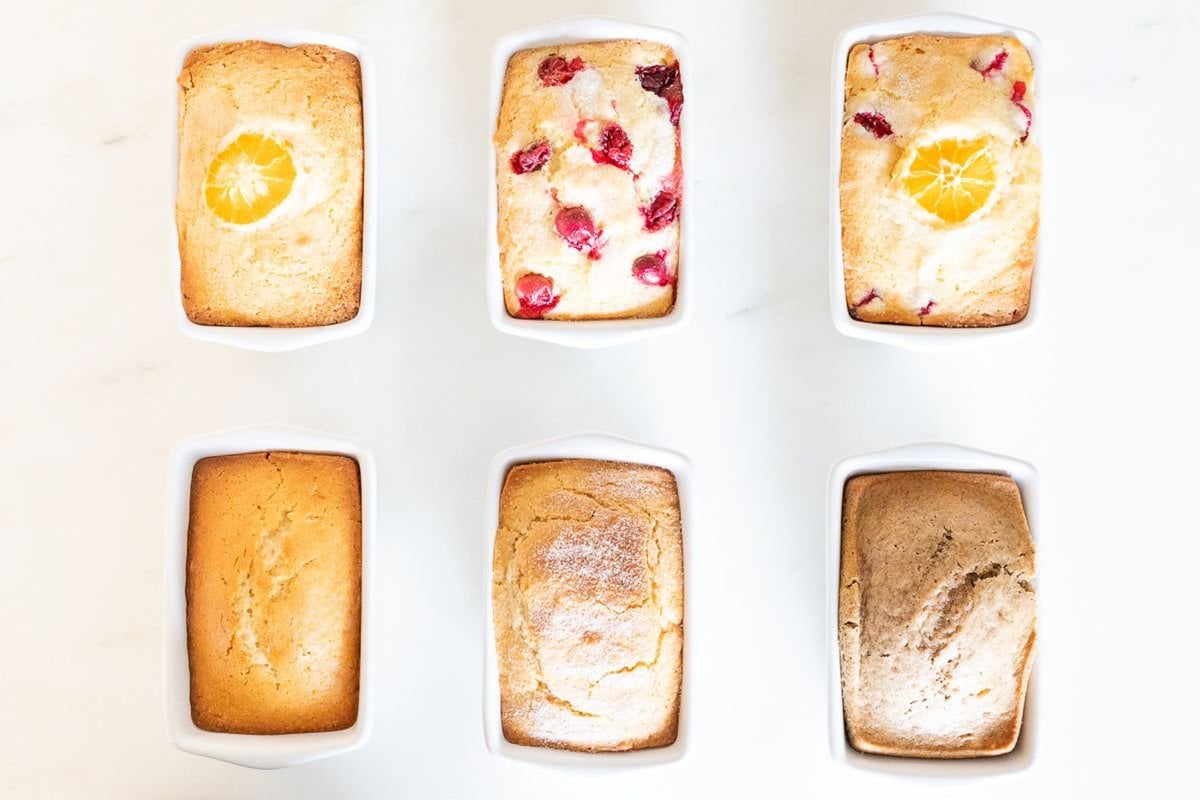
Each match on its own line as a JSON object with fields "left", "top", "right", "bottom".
{"left": 494, "top": 40, "right": 683, "bottom": 320}
{"left": 177, "top": 42, "right": 363, "bottom": 327}
{"left": 493, "top": 459, "right": 684, "bottom": 751}
{"left": 186, "top": 452, "right": 361, "bottom": 734}
{"left": 839, "top": 471, "right": 1036, "bottom": 758}
{"left": 841, "top": 35, "right": 1040, "bottom": 327}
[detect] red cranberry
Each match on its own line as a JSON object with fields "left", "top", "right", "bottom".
{"left": 854, "top": 289, "right": 879, "bottom": 308}
{"left": 632, "top": 253, "right": 674, "bottom": 286}
{"left": 665, "top": 89, "right": 684, "bottom": 125}
{"left": 975, "top": 50, "right": 1008, "bottom": 78}
{"left": 1014, "top": 105, "right": 1032, "bottom": 141}
{"left": 1011, "top": 81, "right": 1032, "bottom": 142}
{"left": 510, "top": 141, "right": 550, "bottom": 174}
{"left": 636, "top": 62, "right": 684, "bottom": 125}
{"left": 555, "top": 207, "right": 601, "bottom": 254}
{"left": 538, "top": 55, "right": 585, "bottom": 86}
{"left": 641, "top": 190, "right": 678, "bottom": 232}
{"left": 590, "top": 124, "right": 633, "bottom": 169}
{"left": 919, "top": 300, "right": 936, "bottom": 317}
{"left": 853, "top": 111, "right": 892, "bottom": 138}
{"left": 515, "top": 273, "right": 559, "bottom": 318}
{"left": 867, "top": 46, "right": 880, "bottom": 76}
{"left": 636, "top": 63, "right": 676, "bottom": 94}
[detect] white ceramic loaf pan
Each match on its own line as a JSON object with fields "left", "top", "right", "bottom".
{"left": 487, "top": 17, "right": 694, "bottom": 348}
{"left": 829, "top": 13, "right": 1044, "bottom": 352}
{"left": 172, "top": 26, "right": 377, "bottom": 352}
{"left": 826, "top": 442, "right": 1040, "bottom": 778}
{"left": 164, "top": 425, "right": 376, "bottom": 769}
{"left": 483, "top": 433, "right": 693, "bottom": 765}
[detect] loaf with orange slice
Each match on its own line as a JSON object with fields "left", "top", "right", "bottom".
{"left": 840, "top": 35, "right": 1041, "bottom": 327}
{"left": 176, "top": 41, "right": 363, "bottom": 327}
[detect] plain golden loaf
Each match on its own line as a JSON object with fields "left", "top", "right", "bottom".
{"left": 186, "top": 451, "right": 362, "bottom": 734}
{"left": 492, "top": 459, "right": 684, "bottom": 751}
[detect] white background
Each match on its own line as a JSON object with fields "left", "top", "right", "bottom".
{"left": 2, "top": 0, "right": 1197, "bottom": 796}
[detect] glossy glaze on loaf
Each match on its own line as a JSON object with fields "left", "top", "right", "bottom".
{"left": 186, "top": 452, "right": 362, "bottom": 734}
{"left": 839, "top": 471, "right": 1036, "bottom": 757}
{"left": 492, "top": 459, "right": 684, "bottom": 751}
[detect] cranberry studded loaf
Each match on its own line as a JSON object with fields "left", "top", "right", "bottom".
{"left": 494, "top": 40, "right": 684, "bottom": 320}
{"left": 187, "top": 452, "right": 362, "bottom": 734}
{"left": 177, "top": 42, "right": 363, "bottom": 326}
{"left": 841, "top": 35, "right": 1041, "bottom": 327}
{"left": 493, "top": 460, "right": 684, "bottom": 751}
{"left": 839, "top": 471, "right": 1036, "bottom": 758}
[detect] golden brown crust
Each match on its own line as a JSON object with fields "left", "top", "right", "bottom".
{"left": 177, "top": 41, "right": 363, "bottom": 327}
{"left": 840, "top": 35, "right": 1040, "bottom": 327}
{"left": 492, "top": 459, "right": 683, "bottom": 751}
{"left": 495, "top": 40, "right": 681, "bottom": 320}
{"left": 186, "top": 452, "right": 362, "bottom": 734}
{"left": 839, "top": 471, "right": 1036, "bottom": 758}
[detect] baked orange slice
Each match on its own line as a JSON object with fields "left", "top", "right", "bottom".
{"left": 901, "top": 137, "right": 996, "bottom": 223}
{"left": 204, "top": 133, "right": 296, "bottom": 224}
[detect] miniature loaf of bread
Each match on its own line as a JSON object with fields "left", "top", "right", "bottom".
{"left": 177, "top": 41, "right": 363, "bottom": 326}
{"left": 495, "top": 40, "right": 683, "bottom": 320}
{"left": 493, "top": 459, "right": 684, "bottom": 751}
{"left": 839, "top": 471, "right": 1036, "bottom": 757}
{"left": 187, "top": 451, "right": 362, "bottom": 734}
{"left": 841, "top": 35, "right": 1041, "bottom": 327}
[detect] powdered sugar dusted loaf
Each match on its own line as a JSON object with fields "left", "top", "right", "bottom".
{"left": 492, "top": 459, "right": 684, "bottom": 751}
{"left": 494, "top": 40, "right": 683, "bottom": 320}
{"left": 839, "top": 471, "right": 1036, "bottom": 757}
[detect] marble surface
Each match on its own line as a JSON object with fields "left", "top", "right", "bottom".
{"left": 1, "top": 0, "right": 1198, "bottom": 796}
